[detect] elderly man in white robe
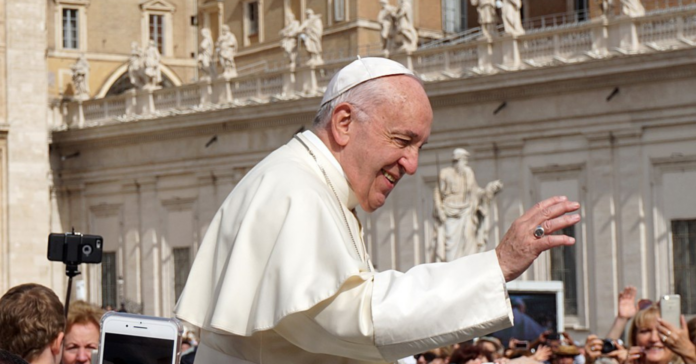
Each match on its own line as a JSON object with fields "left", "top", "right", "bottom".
{"left": 174, "top": 57, "right": 581, "bottom": 364}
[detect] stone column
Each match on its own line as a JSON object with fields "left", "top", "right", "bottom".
{"left": 613, "top": 129, "right": 647, "bottom": 296}
{"left": 196, "top": 172, "right": 218, "bottom": 256}
{"left": 476, "top": 39, "right": 495, "bottom": 74}
{"left": 137, "top": 177, "right": 161, "bottom": 316}
{"left": 6, "top": 0, "right": 52, "bottom": 292}
{"left": 122, "top": 180, "right": 143, "bottom": 313}
{"left": 584, "top": 131, "right": 618, "bottom": 335}
{"left": 495, "top": 140, "right": 526, "bottom": 273}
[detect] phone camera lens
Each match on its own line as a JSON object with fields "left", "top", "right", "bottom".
{"left": 126, "top": 324, "right": 129, "bottom": 327}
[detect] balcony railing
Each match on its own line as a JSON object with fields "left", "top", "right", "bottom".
{"left": 58, "top": 4, "right": 696, "bottom": 130}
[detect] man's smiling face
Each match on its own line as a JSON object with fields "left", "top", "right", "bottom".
{"left": 340, "top": 75, "right": 432, "bottom": 212}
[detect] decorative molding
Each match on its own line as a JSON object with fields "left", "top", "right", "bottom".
{"left": 139, "top": 0, "right": 176, "bottom": 12}
{"left": 161, "top": 197, "right": 196, "bottom": 211}
{"left": 89, "top": 202, "right": 122, "bottom": 217}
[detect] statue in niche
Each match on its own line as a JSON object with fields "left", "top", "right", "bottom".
{"left": 143, "top": 40, "right": 162, "bottom": 90}
{"left": 471, "top": 0, "right": 497, "bottom": 39}
{"left": 70, "top": 54, "right": 90, "bottom": 101}
{"left": 298, "top": 9, "right": 324, "bottom": 66}
{"left": 198, "top": 28, "right": 216, "bottom": 81}
{"left": 395, "top": 0, "right": 418, "bottom": 52}
{"left": 433, "top": 148, "right": 503, "bottom": 262}
{"left": 217, "top": 25, "right": 238, "bottom": 79}
{"left": 128, "top": 42, "right": 146, "bottom": 89}
{"left": 280, "top": 10, "right": 301, "bottom": 70}
{"left": 502, "top": 0, "right": 525, "bottom": 37}
{"left": 378, "top": 0, "right": 397, "bottom": 57}
{"left": 620, "top": 0, "right": 645, "bottom": 17}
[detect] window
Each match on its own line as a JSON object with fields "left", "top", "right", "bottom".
{"left": 671, "top": 220, "right": 696, "bottom": 314}
{"left": 173, "top": 247, "right": 191, "bottom": 301}
{"left": 247, "top": 2, "right": 259, "bottom": 35}
{"left": 551, "top": 226, "right": 578, "bottom": 316}
{"left": 63, "top": 8, "right": 79, "bottom": 49}
{"left": 575, "top": 0, "right": 589, "bottom": 22}
{"left": 150, "top": 14, "right": 165, "bottom": 54}
{"left": 102, "top": 252, "right": 117, "bottom": 308}
{"left": 334, "top": 0, "right": 345, "bottom": 22}
{"left": 459, "top": 0, "right": 468, "bottom": 31}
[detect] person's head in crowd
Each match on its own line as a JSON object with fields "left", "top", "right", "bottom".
{"left": 629, "top": 304, "right": 673, "bottom": 364}
{"left": 450, "top": 344, "right": 491, "bottom": 364}
{"left": 62, "top": 301, "right": 104, "bottom": 364}
{"left": 552, "top": 344, "right": 580, "bottom": 364}
{"left": 0, "top": 283, "right": 65, "bottom": 364}
{"left": 181, "top": 339, "right": 193, "bottom": 353}
{"left": 0, "top": 350, "right": 30, "bottom": 364}
{"left": 511, "top": 298, "right": 527, "bottom": 313}
{"left": 415, "top": 346, "right": 453, "bottom": 364}
{"left": 312, "top": 57, "right": 432, "bottom": 213}
{"left": 477, "top": 337, "right": 504, "bottom": 359}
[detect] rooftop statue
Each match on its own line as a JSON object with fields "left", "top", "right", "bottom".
{"left": 198, "top": 28, "right": 216, "bottom": 81}
{"left": 143, "top": 40, "right": 162, "bottom": 90}
{"left": 378, "top": 0, "right": 397, "bottom": 57}
{"left": 280, "top": 10, "right": 301, "bottom": 70}
{"left": 70, "top": 54, "right": 90, "bottom": 101}
{"left": 217, "top": 25, "right": 238, "bottom": 80}
{"left": 620, "top": 0, "right": 645, "bottom": 17}
{"left": 128, "top": 42, "right": 146, "bottom": 90}
{"left": 433, "top": 148, "right": 503, "bottom": 261}
{"left": 471, "top": 0, "right": 497, "bottom": 39}
{"left": 298, "top": 9, "right": 324, "bottom": 66}
{"left": 395, "top": 0, "right": 418, "bottom": 52}
{"left": 502, "top": 0, "right": 525, "bottom": 37}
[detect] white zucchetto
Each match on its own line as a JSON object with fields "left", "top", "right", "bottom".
{"left": 320, "top": 57, "right": 415, "bottom": 107}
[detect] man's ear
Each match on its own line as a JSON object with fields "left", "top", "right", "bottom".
{"left": 329, "top": 103, "right": 354, "bottom": 147}
{"left": 51, "top": 332, "right": 65, "bottom": 356}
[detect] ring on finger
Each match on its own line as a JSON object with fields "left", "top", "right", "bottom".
{"left": 666, "top": 330, "right": 671, "bottom": 337}
{"left": 534, "top": 225, "right": 545, "bottom": 238}
{"left": 661, "top": 334, "right": 668, "bottom": 342}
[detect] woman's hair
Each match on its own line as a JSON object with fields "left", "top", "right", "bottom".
{"left": 66, "top": 300, "right": 104, "bottom": 333}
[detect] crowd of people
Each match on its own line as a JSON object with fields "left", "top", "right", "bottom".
{"left": 0, "top": 283, "right": 199, "bottom": 364}
{"left": 411, "top": 286, "right": 696, "bottom": 364}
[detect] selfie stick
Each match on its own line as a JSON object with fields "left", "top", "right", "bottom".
{"left": 63, "top": 227, "right": 82, "bottom": 318}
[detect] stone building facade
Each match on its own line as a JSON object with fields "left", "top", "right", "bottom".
{"left": 1, "top": 0, "right": 696, "bottom": 339}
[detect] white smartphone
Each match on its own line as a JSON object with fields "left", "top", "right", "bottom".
{"left": 660, "top": 294, "right": 681, "bottom": 328}
{"left": 98, "top": 312, "right": 182, "bottom": 364}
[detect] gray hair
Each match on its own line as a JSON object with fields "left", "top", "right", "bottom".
{"left": 312, "top": 74, "right": 422, "bottom": 128}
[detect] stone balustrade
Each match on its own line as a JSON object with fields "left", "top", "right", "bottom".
{"left": 59, "top": 4, "right": 696, "bottom": 130}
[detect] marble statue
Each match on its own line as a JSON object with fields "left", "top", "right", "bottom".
{"left": 280, "top": 10, "right": 301, "bottom": 69}
{"left": 71, "top": 54, "right": 90, "bottom": 101}
{"left": 433, "top": 148, "right": 503, "bottom": 261}
{"left": 598, "top": 0, "right": 615, "bottom": 17}
{"left": 620, "top": 0, "right": 645, "bottom": 17}
{"left": 378, "top": 0, "right": 397, "bottom": 57}
{"left": 471, "top": 0, "right": 497, "bottom": 39}
{"left": 502, "top": 0, "right": 525, "bottom": 37}
{"left": 143, "top": 40, "right": 162, "bottom": 90}
{"left": 298, "top": 9, "right": 324, "bottom": 66}
{"left": 217, "top": 25, "right": 238, "bottom": 79}
{"left": 395, "top": 0, "right": 418, "bottom": 53}
{"left": 198, "top": 28, "right": 215, "bottom": 81}
{"left": 128, "top": 42, "right": 146, "bottom": 89}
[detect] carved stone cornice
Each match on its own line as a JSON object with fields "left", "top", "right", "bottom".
{"left": 427, "top": 48, "right": 696, "bottom": 108}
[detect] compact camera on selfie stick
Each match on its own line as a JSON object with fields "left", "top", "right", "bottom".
{"left": 47, "top": 229, "right": 104, "bottom": 317}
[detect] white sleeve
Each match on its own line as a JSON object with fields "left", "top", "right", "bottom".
{"left": 273, "top": 250, "right": 513, "bottom": 362}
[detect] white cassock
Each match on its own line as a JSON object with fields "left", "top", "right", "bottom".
{"left": 174, "top": 131, "right": 513, "bottom": 364}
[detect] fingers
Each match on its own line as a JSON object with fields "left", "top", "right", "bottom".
{"left": 537, "top": 233, "right": 576, "bottom": 252}
{"left": 535, "top": 201, "right": 581, "bottom": 231}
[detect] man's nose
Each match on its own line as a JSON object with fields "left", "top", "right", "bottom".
{"left": 400, "top": 148, "right": 419, "bottom": 175}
